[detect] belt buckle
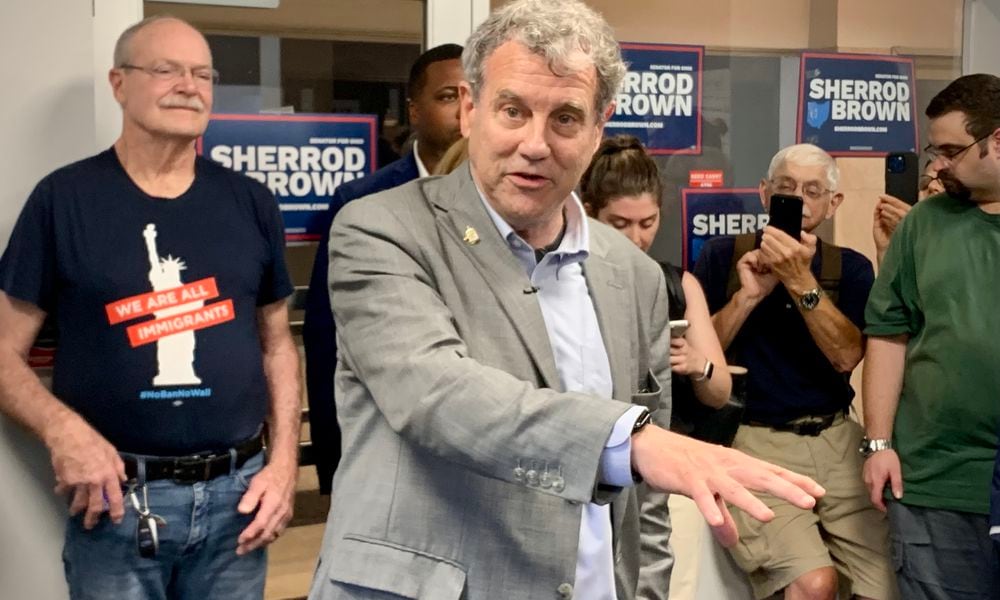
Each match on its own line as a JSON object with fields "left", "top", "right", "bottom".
{"left": 795, "top": 421, "right": 823, "bottom": 436}
{"left": 172, "top": 455, "right": 214, "bottom": 483}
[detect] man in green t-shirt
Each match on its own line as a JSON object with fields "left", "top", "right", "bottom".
{"left": 863, "top": 73, "right": 1000, "bottom": 599}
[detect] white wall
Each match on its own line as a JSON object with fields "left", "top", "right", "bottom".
{"left": 0, "top": 4, "right": 94, "bottom": 597}
{"left": 426, "top": 0, "right": 490, "bottom": 47}
{"left": 1, "top": 3, "right": 95, "bottom": 247}
{"left": 964, "top": 0, "right": 1000, "bottom": 75}
{"left": 94, "top": 0, "right": 145, "bottom": 149}
{"left": 0, "top": 1, "right": 139, "bottom": 597}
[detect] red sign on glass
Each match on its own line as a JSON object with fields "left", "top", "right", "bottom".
{"left": 688, "top": 170, "right": 724, "bottom": 188}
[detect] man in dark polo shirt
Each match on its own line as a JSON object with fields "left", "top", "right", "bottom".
{"left": 693, "top": 144, "right": 893, "bottom": 600}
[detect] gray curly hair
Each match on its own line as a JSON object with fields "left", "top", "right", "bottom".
{"left": 462, "top": 0, "right": 625, "bottom": 118}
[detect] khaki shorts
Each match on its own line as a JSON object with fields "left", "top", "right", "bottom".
{"left": 728, "top": 416, "right": 897, "bottom": 599}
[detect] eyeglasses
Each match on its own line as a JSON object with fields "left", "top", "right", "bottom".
{"left": 119, "top": 62, "right": 219, "bottom": 85}
{"left": 768, "top": 177, "right": 831, "bottom": 201}
{"left": 923, "top": 133, "right": 990, "bottom": 164}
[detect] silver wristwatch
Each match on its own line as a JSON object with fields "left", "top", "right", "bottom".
{"left": 859, "top": 437, "right": 892, "bottom": 458}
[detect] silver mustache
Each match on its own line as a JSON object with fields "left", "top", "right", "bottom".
{"left": 159, "top": 97, "right": 205, "bottom": 111}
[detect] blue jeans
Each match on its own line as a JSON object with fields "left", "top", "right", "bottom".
{"left": 62, "top": 452, "right": 267, "bottom": 600}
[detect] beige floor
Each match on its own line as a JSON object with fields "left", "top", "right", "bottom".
{"left": 264, "top": 465, "right": 328, "bottom": 600}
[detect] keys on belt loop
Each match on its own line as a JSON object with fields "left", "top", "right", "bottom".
{"left": 127, "top": 482, "right": 167, "bottom": 559}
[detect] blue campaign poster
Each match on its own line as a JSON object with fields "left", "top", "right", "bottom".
{"left": 198, "top": 113, "right": 378, "bottom": 242}
{"left": 797, "top": 52, "right": 917, "bottom": 156}
{"left": 681, "top": 188, "right": 767, "bottom": 270}
{"left": 610, "top": 43, "right": 703, "bottom": 155}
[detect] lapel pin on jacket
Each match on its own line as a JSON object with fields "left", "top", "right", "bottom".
{"left": 463, "top": 226, "right": 480, "bottom": 245}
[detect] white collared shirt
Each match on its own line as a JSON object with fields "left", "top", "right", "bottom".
{"left": 413, "top": 140, "right": 430, "bottom": 178}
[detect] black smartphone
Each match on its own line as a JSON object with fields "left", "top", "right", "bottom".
{"left": 767, "top": 193, "right": 803, "bottom": 238}
{"left": 885, "top": 151, "right": 919, "bottom": 205}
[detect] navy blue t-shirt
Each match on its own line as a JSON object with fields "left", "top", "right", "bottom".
{"left": 0, "top": 149, "right": 293, "bottom": 455}
{"left": 692, "top": 235, "right": 873, "bottom": 425}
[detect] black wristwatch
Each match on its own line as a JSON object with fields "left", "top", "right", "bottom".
{"left": 632, "top": 409, "right": 652, "bottom": 435}
{"left": 692, "top": 359, "right": 714, "bottom": 382}
{"left": 631, "top": 409, "right": 652, "bottom": 483}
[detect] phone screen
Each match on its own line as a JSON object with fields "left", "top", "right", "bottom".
{"left": 768, "top": 194, "right": 803, "bottom": 238}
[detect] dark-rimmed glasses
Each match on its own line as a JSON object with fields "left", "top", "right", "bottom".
{"left": 923, "top": 133, "right": 990, "bottom": 164}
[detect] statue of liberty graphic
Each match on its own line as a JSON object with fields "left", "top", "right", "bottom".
{"left": 142, "top": 224, "right": 202, "bottom": 386}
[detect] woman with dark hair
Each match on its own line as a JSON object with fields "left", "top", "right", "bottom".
{"left": 581, "top": 135, "right": 732, "bottom": 417}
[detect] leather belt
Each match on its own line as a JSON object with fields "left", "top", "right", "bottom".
{"left": 744, "top": 411, "right": 845, "bottom": 437}
{"left": 123, "top": 433, "right": 263, "bottom": 484}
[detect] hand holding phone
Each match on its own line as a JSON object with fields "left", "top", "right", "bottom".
{"left": 669, "top": 319, "right": 689, "bottom": 338}
{"left": 767, "top": 194, "right": 803, "bottom": 238}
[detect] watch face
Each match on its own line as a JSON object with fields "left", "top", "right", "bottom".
{"left": 859, "top": 438, "right": 890, "bottom": 457}
{"left": 800, "top": 290, "right": 821, "bottom": 310}
{"left": 632, "top": 410, "right": 653, "bottom": 434}
{"left": 859, "top": 439, "right": 873, "bottom": 457}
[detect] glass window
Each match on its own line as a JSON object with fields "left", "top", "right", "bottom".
{"left": 146, "top": 0, "right": 426, "bottom": 290}
{"left": 583, "top": 0, "right": 964, "bottom": 266}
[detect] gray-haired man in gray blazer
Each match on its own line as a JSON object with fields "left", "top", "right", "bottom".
{"left": 308, "top": 1, "right": 824, "bottom": 599}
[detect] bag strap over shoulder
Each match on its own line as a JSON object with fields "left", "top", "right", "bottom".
{"left": 818, "top": 239, "right": 842, "bottom": 305}
{"left": 725, "top": 233, "right": 758, "bottom": 301}
{"left": 658, "top": 262, "right": 687, "bottom": 321}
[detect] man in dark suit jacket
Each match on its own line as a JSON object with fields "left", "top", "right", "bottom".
{"left": 304, "top": 43, "right": 464, "bottom": 492}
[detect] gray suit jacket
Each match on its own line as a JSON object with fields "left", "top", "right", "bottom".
{"left": 309, "top": 165, "right": 673, "bottom": 600}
